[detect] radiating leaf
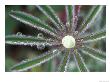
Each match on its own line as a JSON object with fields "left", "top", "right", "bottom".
{"left": 5, "top": 34, "right": 53, "bottom": 46}
{"left": 9, "top": 10, "right": 57, "bottom": 37}
{"left": 73, "top": 5, "right": 81, "bottom": 30}
{"left": 82, "top": 28, "right": 106, "bottom": 43}
{"left": 65, "top": 5, "right": 81, "bottom": 33}
{"left": 36, "top": 5, "right": 65, "bottom": 30}
{"left": 73, "top": 49, "right": 89, "bottom": 72}
{"left": 11, "top": 49, "right": 61, "bottom": 71}
{"left": 58, "top": 50, "right": 70, "bottom": 72}
{"left": 81, "top": 46, "right": 106, "bottom": 63}
{"left": 79, "top": 6, "right": 103, "bottom": 34}
{"left": 66, "top": 5, "right": 74, "bottom": 28}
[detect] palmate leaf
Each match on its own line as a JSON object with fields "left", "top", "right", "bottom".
{"left": 82, "top": 28, "right": 106, "bottom": 43}
{"left": 5, "top": 35, "right": 53, "bottom": 46}
{"left": 11, "top": 49, "right": 61, "bottom": 71}
{"left": 81, "top": 46, "right": 106, "bottom": 63}
{"left": 6, "top": 5, "right": 106, "bottom": 72}
{"left": 36, "top": 5, "right": 65, "bottom": 31}
{"left": 9, "top": 10, "right": 57, "bottom": 37}
{"left": 73, "top": 50, "right": 89, "bottom": 72}
{"left": 79, "top": 5, "right": 103, "bottom": 34}
{"left": 58, "top": 50, "right": 70, "bottom": 72}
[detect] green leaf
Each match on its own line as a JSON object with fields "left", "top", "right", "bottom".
{"left": 11, "top": 49, "right": 61, "bottom": 71}
{"left": 73, "top": 49, "right": 89, "bottom": 72}
{"left": 36, "top": 5, "right": 65, "bottom": 30}
{"left": 58, "top": 50, "right": 70, "bottom": 72}
{"left": 65, "top": 5, "right": 74, "bottom": 27}
{"left": 5, "top": 35, "right": 52, "bottom": 46}
{"left": 9, "top": 10, "right": 56, "bottom": 36}
{"left": 79, "top": 6, "right": 103, "bottom": 34}
{"left": 83, "top": 28, "right": 106, "bottom": 43}
{"left": 81, "top": 46, "right": 106, "bottom": 63}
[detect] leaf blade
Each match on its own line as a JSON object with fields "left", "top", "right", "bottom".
{"left": 11, "top": 49, "right": 61, "bottom": 71}
{"left": 58, "top": 50, "right": 70, "bottom": 72}
{"left": 79, "top": 5, "right": 103, "bottom": 34}
{"left": 81, "top": 46, "right": 106, "bottom": 63}
{"left": 82, "top": 28, "right": 106, "bottom": 43}
{"left": 9, "top": 10, "right": 57, "bottom": 37}
{"left": 5, "top": 35, "right": 52, "bottom": 46}
{"left": 36, "top": 5, "right": 65, "bottom": 30}
{"left": 73, "top": 49, "right": 89, "bottom": 72}
{"left": 66, "top": 5, "right": 74, "bottom": 27}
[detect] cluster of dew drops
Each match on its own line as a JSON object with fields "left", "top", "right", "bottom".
{"left": 15, "top": 32, "right": 49, "bottom": 50}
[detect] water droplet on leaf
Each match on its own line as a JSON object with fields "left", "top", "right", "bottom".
{"left": 52, "top": 49, "right": 58, "bottom": 54}
{"left": 37, "top": 33, "right": 44, "bottom": 39}
{"left": 37, "top": 44, "right": 45, "bottom": 50}
{"left": 22, "top": 60, "right": 27, "bottom": 63}
{"left": 16, "top": 32, "right": 23, "bottom": 36}
{"left": 66, "top": 22, "right": 70, "bottom": 27}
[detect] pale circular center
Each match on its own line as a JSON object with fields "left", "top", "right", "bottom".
{"left": 62, "top": 35, "right": 75, "bottom": 48}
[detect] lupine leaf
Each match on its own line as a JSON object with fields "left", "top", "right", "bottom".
{"left": 82, "top": 28, "right": 106, "bottom": 43}
{"left": 81, "top": 46, "right": 106, "bottom": 63}
{"left": 5, "top": 35, "right": 53, "bottom": 46}
{"left": 11, "top": 49, "right": 61, "bottom": 71}
{"left": 58, "top": 50, "right": 70, "bottom": 72}
{"left": 73, "top": 49, "right": 89, "bottom": 72}
{"left": 36, "top": 5, "right": 65, "bottom": 30}
{"left": 66, "top": 5, "right": 74, "bottom": 28}
{"left": 9, "top": 10, "right": 57, "bottom": 37}
{"left": 79, "top": 6, "right": 103, "bottom": 34}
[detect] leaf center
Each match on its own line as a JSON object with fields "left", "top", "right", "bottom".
{"left": 62, "top": 35, "right": 75, "bottom": 48}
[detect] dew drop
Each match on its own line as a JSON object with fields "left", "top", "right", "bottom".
{"left": 21, "top": 60, "right": 27, "bottom": 63}
{"left": 74, "top": 16, "right": 78, "bottom": 21}
{"left": 37, "top": 44, "right": 45, "bottom": 50}
{"left": 74, "top": 31, "right": 78, "bottom": 35}
{"left": 46, "top": 38, "right": 53, "bottom": 42}
{"left": 81, "top": 39, "right": 83, "bottom": 42}
{"left": 66, "top": 22, "right": 70, "bottom": 27}
{"left": 16, "top": 32, "right": 23, "bottom": 36}
{"left": 37, "top": 33, "right": 44, "bottom": 39}
{"left": 52, "top": 49, "right": 58, "bottom": 54}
